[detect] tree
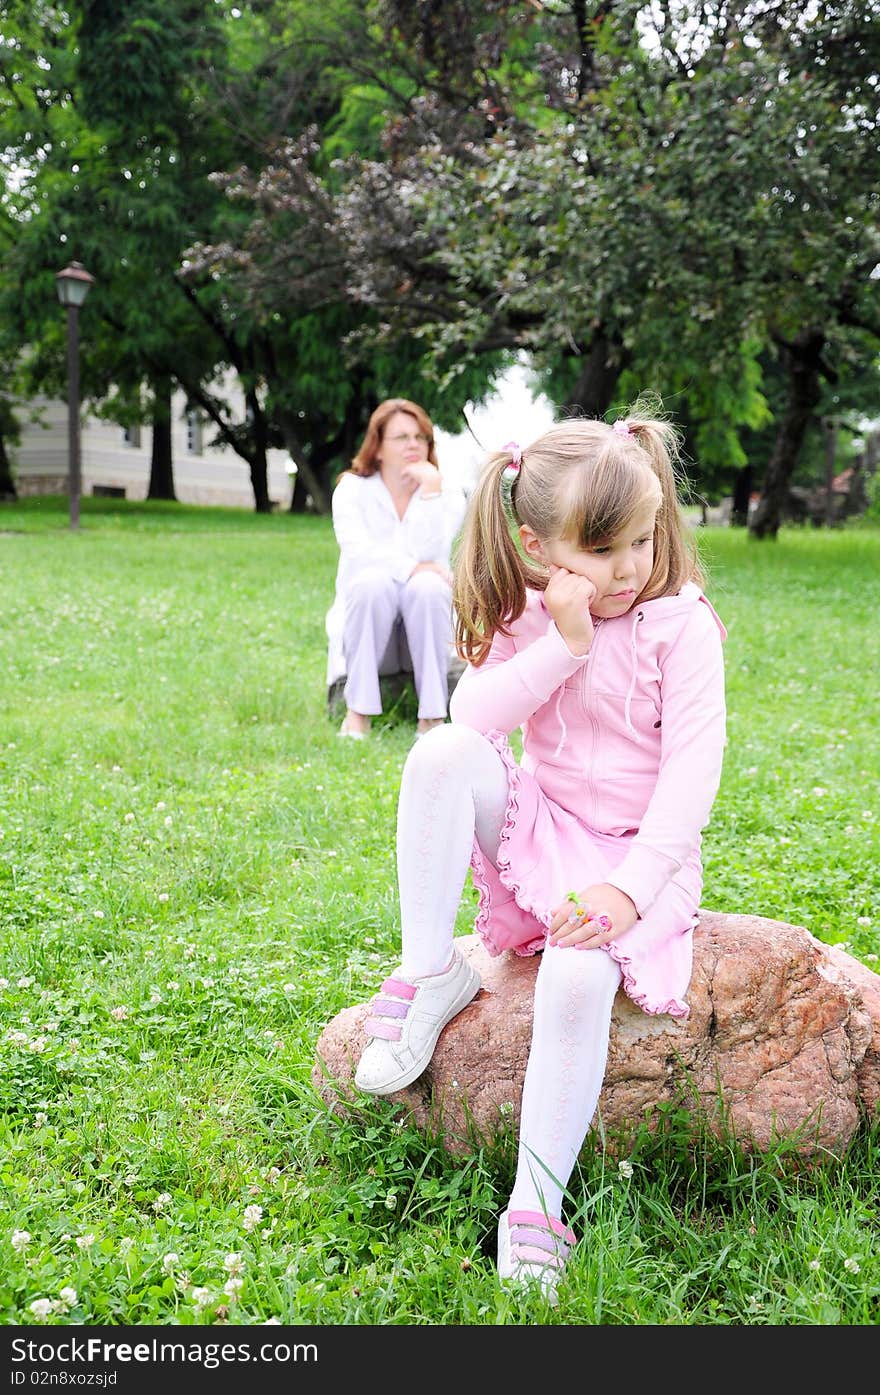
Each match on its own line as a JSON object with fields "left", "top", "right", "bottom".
{"left": 210, "top": 1, "right": 878, "bottom": 526}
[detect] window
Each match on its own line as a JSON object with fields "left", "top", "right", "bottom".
{"left": 122, "top": 425, "right": 141, "bottom": 447}
{"left": 186, "top": 406, "right": 203, "bottom": 455}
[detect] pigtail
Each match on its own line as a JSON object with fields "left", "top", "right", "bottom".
{"left": 624, "top": 408, "right": 704, "bottom": 599}
{"left": 454, "top": 450, "right": 535, "bottom": 666}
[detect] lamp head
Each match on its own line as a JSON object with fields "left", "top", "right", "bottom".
{"left": 55, "top": 261, "right": 95, "bottom": 308}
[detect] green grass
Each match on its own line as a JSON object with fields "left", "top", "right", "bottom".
{"left": 0, "top": 496, "right": 878, "bottom": 1327}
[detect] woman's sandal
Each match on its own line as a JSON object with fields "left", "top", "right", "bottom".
{"left": 496, "top": 1209, "right": 577, "bottom": 1305}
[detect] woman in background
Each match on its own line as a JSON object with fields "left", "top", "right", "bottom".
{"left": 326, "top": 398, "right": 467, "bottom": 739}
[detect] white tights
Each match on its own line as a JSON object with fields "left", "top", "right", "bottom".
{"left": 396, "top": 724, "right": 622, "bottom": 1221}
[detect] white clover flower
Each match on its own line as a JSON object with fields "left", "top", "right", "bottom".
{"left": 166, "top": 980, "right": 179, "bottom": 992}
{"left": 110, "top": 1006, "right": 128, "bottom": 1021}
{"left": 157, "top": 892, "right": 170, "bottom": 904}
{"left": 223, "top": 1277, "right": 244, "bottom": 1299}
{"left": 58, "top": 1287, "right": 77, "bottom": 1308}
{"left": 17, "top": 977, "right": 34, "bottom": 989}
{"left": 11, "top": 1229, "right": 31, "bottom": 1252}
{"left": 28, "top": 1036, "right": 47, "bottom": 1053}
{"left": 124, "top": 813, "right": 135, "bottom": 824}
{"left": 29, "top": 1298, "right": 53, "bottom": 1322}
{"left": 808, "top": 1258, "right": 820, "bottom": 1271}
{"left": 384, "top": 1192, "right": 398, "bottom": 1211}
{"left": 242, "top": 1204, "right": 263, "bottom": 1232}
{"left": 857, "top": 917, "right": 871, "bottom": 928}
{"left": 93, "top": 910, "right": 105, "bottom": 920}
{"left": 223, "top": 1253, "right": 244, "bottom": 1276}
{"left": 617, "top": 1159, "right": 634, "bottom": 1179}
{"left": 265, "top": 1167, "right": 281, "bottom": 1184}
{"left": 118, "top": 1237, "right": 135, "bottom": 1256}
{"left": 844, "top": 1257, "right": 860, "bottom": 1274}
{"left": 75, "top": 1234, "right": 95, "bottom": 1250}
{"left": 811, "top": 787, "right": 827, "bottom": 797}
{"left": 190, "top": 1286, "right": 213, "bottom": 1309}
{"left": 34, "top": 1112, "right": 48, "bottom": 1128}
{"left": 263, "top": 1317, "right": 281, "bottom": 1325}
{"left": 152, "top": 1192, "right": 172, "bottom": 1213}
{"left": 164, "top": 816, "right": 173, "bottom": 828}
{"left": 0, "top": 977, "right": 8, "bottom": 989}
{"left": 162, "top": 1253, "right": 179, "bottom": 1273}
{"left": 156, "top": 801, "right": 166, "bottom": 811}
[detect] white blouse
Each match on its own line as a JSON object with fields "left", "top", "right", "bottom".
{"left": 325, "top": 470, "right": 467, "bottom": 685}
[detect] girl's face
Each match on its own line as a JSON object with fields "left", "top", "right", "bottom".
{"left": 521, "top": 500, "right": 658, "bottom": 619}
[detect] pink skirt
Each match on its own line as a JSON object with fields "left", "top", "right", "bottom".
{"left": 469, "top": 732, "right": 699, "bottom": 1019}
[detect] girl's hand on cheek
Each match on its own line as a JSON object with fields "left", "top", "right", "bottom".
{"left": 544, "top": 564, "right": 596, "bottom": 655}
{"left": 547, "top": 884, "right": 638, "bottom": 949}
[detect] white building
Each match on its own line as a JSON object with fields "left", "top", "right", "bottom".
{"left": 11, "top": 359, "right": 557, "bottom": 510}
{"left": 10, "top": 382, "right": 295, "bottom": 510}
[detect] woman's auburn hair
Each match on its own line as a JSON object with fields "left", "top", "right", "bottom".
{"left": 347, "top": 398, "right": 438, "bottom": 478}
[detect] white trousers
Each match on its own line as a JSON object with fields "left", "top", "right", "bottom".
{"left": 343, "top": 567, "right": 453, "bottom": 720}
{"left": 397, "top": 724, "right": 622, "bottom": 1222}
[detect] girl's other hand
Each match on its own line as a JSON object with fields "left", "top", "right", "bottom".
{"left": 544, "top": 564, "right": 596, "bottom": 655}
{"left": 547, "top": 883, "right": 638, "bottom": 949}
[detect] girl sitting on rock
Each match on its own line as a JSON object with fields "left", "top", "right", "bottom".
{"left": 352, "top": 405, "right": 727, "bottom": 1302}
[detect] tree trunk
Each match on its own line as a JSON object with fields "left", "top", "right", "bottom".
{"left": 277, "top": 410, "right": 330, "bottom": 514}
{"left": 147, "top": 377, "right": 177, "bottom": 501}
{"left": 0, "top": 431, "right": 17, "bottom": 499}
{"left": 731, "top": 464, "right": 753, "bottom": 527}
{"left": 245, "top": 385, "right": 273, "bottom": 513}
{"left": 563, "top": 330, "right": 632, "bottom": 419}
{"left": 749, "top": 331, "right": 825, "bottom": 540}
{"left": 822, "top": 417, "right": 837, "bottom": 527}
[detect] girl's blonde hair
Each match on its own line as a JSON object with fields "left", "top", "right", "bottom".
{"left": 454, "top": 405, "right": 703, "bottom": 665}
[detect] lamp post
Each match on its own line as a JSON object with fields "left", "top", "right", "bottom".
{"left": 55, "top": 260, "right": 95, "bottom": 530}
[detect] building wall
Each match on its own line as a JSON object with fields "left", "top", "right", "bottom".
{"left": 11, "top": 384, "right": 295, "bottom": 510}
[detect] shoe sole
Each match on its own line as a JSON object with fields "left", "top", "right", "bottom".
{"left": 356, "top": 965, "right": 480, "bottom": 1096}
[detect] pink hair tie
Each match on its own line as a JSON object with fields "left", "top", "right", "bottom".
{"left": 502, "top": 440, "right": 524, "bottom": 485}
{"left": 612, "top": 420, "right": 632, "bottom": 437}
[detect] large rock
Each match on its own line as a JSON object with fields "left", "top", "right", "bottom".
{"left": 313, "top": 911, "right": 880, "bottom": 1158}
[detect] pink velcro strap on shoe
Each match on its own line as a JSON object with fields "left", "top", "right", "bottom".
{"left": 508, "top": 1210, "right": 577, "bottom": 1247}
{"left": 381, "top": 977, "right": 417, "bottom": 1000}
{"left": 509, "top": 1243, "right": 566, "bottom": 1269}
{"left": 370, "top": 996, "right": 410, "bottom": 1019}
{"left": 509, "top": 1226, "right": 566, "bottom": 1256}
{"left": 364, "top": 1017, "right": 402, "bottom": 1041}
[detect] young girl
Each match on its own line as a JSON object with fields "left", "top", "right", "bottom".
{"left": 353, "top": 408, "right": 727, "bottom": 1301}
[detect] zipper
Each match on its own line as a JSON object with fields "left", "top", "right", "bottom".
{"left": 582, "top": 619, "right": 603, "bottom": 829}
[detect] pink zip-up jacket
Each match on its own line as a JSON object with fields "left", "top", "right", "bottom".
{"left": 449, "top": 581, "right": 727, "bottom": 917}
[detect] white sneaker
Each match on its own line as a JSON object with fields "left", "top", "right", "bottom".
{"left": 496, "top": 1209, "right": 577, "bottom": 1306}
{"left": 354, "top": 948, "right": 481, "bottom": 1096}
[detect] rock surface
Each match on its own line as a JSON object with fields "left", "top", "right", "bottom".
{"left": 313, "top": 911, "right": 880, "bottom": 1158}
